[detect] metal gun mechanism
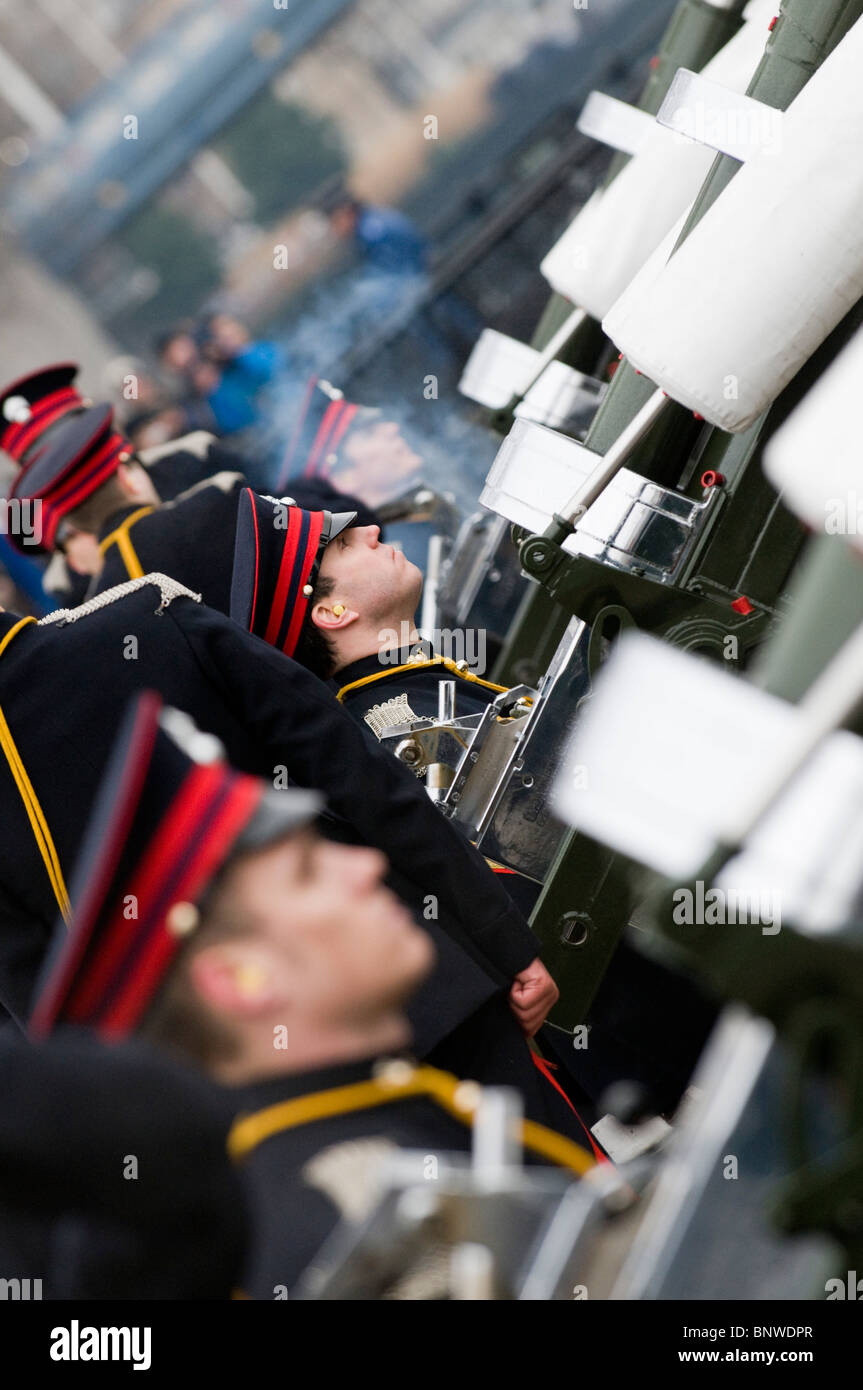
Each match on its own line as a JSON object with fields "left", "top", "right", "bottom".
{"left": 296, "top": 1085, "right": 640, "bottom": 1301}
{"left": 378, "top": 709, "right": 487, "bottom": 800}
{"left": 438, "top": 618, "right": 594, "bottom": 883}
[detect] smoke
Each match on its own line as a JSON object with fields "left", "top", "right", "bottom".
{"left": 261, "top": 263, "right": 499, "bottom": 513}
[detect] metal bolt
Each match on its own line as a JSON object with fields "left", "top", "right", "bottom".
{"left": 395, "top": 739, "right": 423, "bottom": 766}
{"left": 560, "top": 912, "right": 592, "bottom": 947}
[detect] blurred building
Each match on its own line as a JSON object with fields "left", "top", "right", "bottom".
{"left": 0, "top": 0, "right": 618, "bottom": 343}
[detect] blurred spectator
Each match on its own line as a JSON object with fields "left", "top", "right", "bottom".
{"left": 199, "top": 313, "right": 284, "bottom": 436}
{"left": 124, "top": 405, "right": 207, "bottom": 451}
{"left": 318, "top": 183, "right": 478, "bottom": 361}
{"left": 156, "top": 315, "right": 285, "bottom": 440}
{"left": 156, "top": 323, "right": 200, "bottom": 377}
{"left": 323, "top": 186, "right": 429, "bottom": 277}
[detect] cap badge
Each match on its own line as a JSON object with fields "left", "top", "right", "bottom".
{"left": 3, "top": 396, "right": 31, "bottom": 424}
{"left": 166, "top": 901, "right": 200, "bottom": 937}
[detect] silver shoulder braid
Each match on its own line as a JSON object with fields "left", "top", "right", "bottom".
{"left": 39, "top": 573, "right": 202, "bottom": 625}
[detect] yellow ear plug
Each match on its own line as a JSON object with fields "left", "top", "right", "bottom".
{"left": 235, "top": 963, "right": 267, "bottom": 996}
{"left": 332, "top": 604, "right": 345, "bottom": 617}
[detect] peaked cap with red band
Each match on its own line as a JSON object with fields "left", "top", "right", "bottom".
{"left": 30, "top": 693, "right": 321, "bottom": 1041}
{"left": 8, "top": 403, "right": 133, "bottom": 554}
{"left": 0, "top": 363, "right": 88, "bottom": 466}
{"left": 230, "top": 487, "right": 356, "bottom": 660}
{"left": 277, "top": 376, "right": 366, "bottom": 489}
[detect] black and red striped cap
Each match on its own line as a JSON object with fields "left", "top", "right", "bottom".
{"left": 279, "top": 376, "right": 363, "bottom": 486}
{"left": 0, "top": 363, "right": 88, "bottom": 466}
{"left": 230, "top": 487, "right": 356, "bottom": 659}
{"left": 29, "top": 692, "right": 321, "bottom": 1041}
{"left": 8, "top": 404, "right": 132, "bottom": 553}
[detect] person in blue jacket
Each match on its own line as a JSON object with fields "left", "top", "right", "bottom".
{"left": 325, "top": 191, "right": 429, "bottom": 277}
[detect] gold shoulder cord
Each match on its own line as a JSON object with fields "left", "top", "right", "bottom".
{"left": 0, "top": 619, "right": 70, "bottom": 922}
{"left": 337, "top": 657, "right": 508, "bottom": 705}
{"left": 98, "top": 505, "right": 155, "bottom": 581}
{"left": 227, "top": 1064, "right": 594, "bottom": 1177}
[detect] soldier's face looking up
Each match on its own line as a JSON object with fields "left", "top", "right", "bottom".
{"left": 318, "top": 524, "right": 423, "bottom": 626}
{"left": 335, "top": 421, "right": 423, "bottom": 507}
{"left": 192, "top": 829, "right": 433, "bottom": 1031}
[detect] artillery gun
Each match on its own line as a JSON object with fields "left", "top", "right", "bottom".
{"left": 417, "top": 0, "right": 863, "bottom": 1037}
{"left": 297, "top": 317, "right": 863, "bottom": 1302}
{"left": 437, "top": 0, "right": 769, "bottom": 663}
{"left": 550, "top": 345, "right": 863, "bottom": 1283}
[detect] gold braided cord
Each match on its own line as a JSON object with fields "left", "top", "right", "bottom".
{"left": 0, "top": 618, "right": 70, "bottom": 921}
{"left": 227, "top": 1064, "right": 594, "bottom": 1176}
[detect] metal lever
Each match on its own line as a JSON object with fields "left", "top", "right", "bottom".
{"left": 558, "top": 387, "right": 670, "bottom": 527}
{"left": 438, "top": 679, "right": 456, "bottom": 723}
{"left": 425, "top": 679, "right": 458, "bottom": 801}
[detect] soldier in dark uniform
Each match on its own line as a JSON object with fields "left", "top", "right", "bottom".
{"left": 46, "top": 431, "right": 242, "bottom": 609}
{"left": 7, "top": 405, "right": 246, "bottom": 613}
{"left": 231, "top": 487, "right": 502, "bottom": 731}
{"left": 32, "top": 698, "right": 595, "bottom": 1298}
{"left": 91, "top": 462, "right": 381, "bottom": 613}
{"left": 0, "top": 566, "right": 587, "bottom": 1138}
{"left": 277, "top": 375, "right": 423, "bottom": 507}
{"left": 7, "top": 398, "right": 381, "bottom": 615}
{"left": 0, "top": 365, "right": 244, "bottom": 607}
{"left": 0, "top": 363, "right": 90, "bottom": 468}
{"left": 0, "top": 361, "right": 239, "bottom": 495}
{"left": 230, "top": 486, "right": 535, "bottom": 924}
{"left": 228, "top": 491, "right": 623, "bottom": 1110}
{"left": 230, "top": 490, "right": 717, "bottom": 1118}
{"left": 0, "top": 364, "right": 96, "bottom": 607}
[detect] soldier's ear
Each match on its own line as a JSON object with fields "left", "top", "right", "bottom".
{"left": 188, "top": 943, "right": 280, "bottom": 1018}
{"left": 311, "top": 601, "right": 358, "bottom": 632}
{"left": 117, "top": 459, "right": 157, "bottom": 502}
{"left": 116, "top": 460, "right": 139, "bottom": 489}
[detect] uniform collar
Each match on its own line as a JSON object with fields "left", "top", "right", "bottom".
{"left": 334, "top": 640, "right": 435, "bottom": 689}
{"left": 229, "top": 1055, "right": 413, "bottom": 1111}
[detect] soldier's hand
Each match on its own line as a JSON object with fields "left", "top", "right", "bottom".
{"left": 508, "top": 958, "right": 559, "bottom": 1038}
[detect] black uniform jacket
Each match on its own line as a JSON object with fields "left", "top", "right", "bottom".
{"left": 41, "top": 434, "right": 239, "bottom": 609}
{"left": 229, "top": 1056, "right": 574, "bottom": 1300}
{"left": 0, "top": 1029, "right": 245, "bottom": 1300}
{"left": 92, "top": 471, "right": 246, "bottom": 615}
{"left": 232, "top": 1058, "right": 475, "bottom": 1298}
{"left": 0, "top": 586, "right": 538, "bottom": 1038}
{"left": 333, "top": 643, "right": 504, "bottom": 729}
